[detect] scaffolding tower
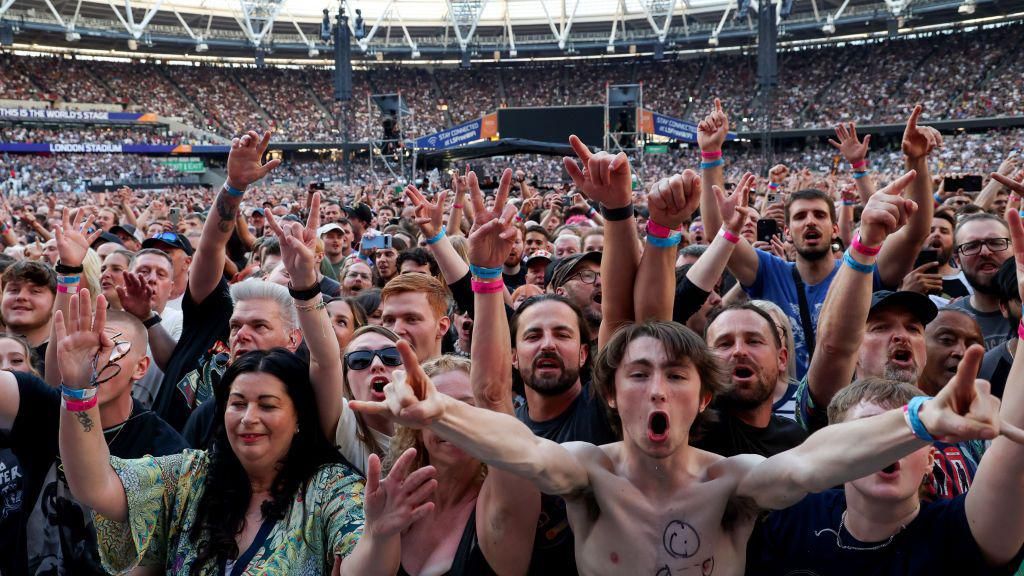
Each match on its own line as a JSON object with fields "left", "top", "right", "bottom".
{"left": 604, "top": 82, "right": 645, "bottom": 175}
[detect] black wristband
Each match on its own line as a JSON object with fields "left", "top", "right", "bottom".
{"left": 288, "top": 282, "right": 321, "bottom": 301}
{"left": 600, "top": 204, "right": 634, "bottom": 221}
{"left": 143, "top": 313, "right": 162, "bottom": 329}
{"left": 55, "top": 262, "right": 84, "bottom": 274}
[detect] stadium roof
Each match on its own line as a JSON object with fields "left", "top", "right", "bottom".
{"left": 1, "top": 0, "right": 1023, "bottom": 61}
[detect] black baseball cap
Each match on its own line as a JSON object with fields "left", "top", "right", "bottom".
{"left": 344, "top": 202, "right": 374, "bottom": 224}
{"left": 109, "top": 224, "right": 138, "bottom": 240}
{"left": 548, "top": 251, "right": 602, "bottom": 290}
{"left": 141, "top": 231, "right": 195, "bottom": 256}
{"left": 91, "top": 231, "right": 124, "bottom": 248}
{"left": 869, "top": 290, "right": 938, "bottom": 326}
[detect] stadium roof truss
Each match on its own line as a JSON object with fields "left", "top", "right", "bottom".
{"left": 1, "top": 0, "right": 1022, "bottom": 59}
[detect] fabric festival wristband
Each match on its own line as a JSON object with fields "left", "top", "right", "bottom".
{"left": 646, "top": 220, "right": 680, "bottom": 238}
{"left": 57, "top": 284, "right": 79, "bottom": 295}
{"left": 719, "top": 229, "right": 740, "bottom": 244}
{"left": 57, "top": 275, "right": 81, "bottom": 285}
{"left": 468, "top": 264, "right": 502, "bottom": 279}
{"left": 647, "top": 233, "right": 682, "bottom": 249}
{"left": 843, "top": 250, "right": 875, "bottom": 274}
{"left": 851, "top": 160, "right": 868, "bottom": 170}
{"left": 63, "top": 396, "right": 98, "bottom": 412}
{"left": 601, "top": 204, "right": 634, "bottom": 221}
{"left": 61, "top": 384, "right": 97, "bottom": 401}
{"left": 841, "top": 201, "right": 858, "bottom": 206}
{"left": 700, "top": 159, "right": 725, "bottom": 170}
{"left": 768, "top": 182, "right": 780, "bottom": 190}
{"left": 453, "top": 204, "right": 464, "bottom": 210}
{"left": 471, "top": 279, "right": 505, "bottom": 294}
{"left": 1018, "top": 320, "right": 1024, "bottom": 341}
{"left": 904, "top": 396, "right": 937, "bottom": 442}
{"left": 852, "top": 171, "right": 868, "bottom": 180}
{"left": 223, "top": 182, "right": 246, "bottom": 197}
{"left": 851, "top": 234, "right": 882, "bottom": 256}
{"left": 701, "top": 150, "right": 723, "bottom": 160}
{"left": 588, "top": 207, "right": 598, "bottom": 217}
{"left": 425, "top": 226, "right": 447, "bottom": 245}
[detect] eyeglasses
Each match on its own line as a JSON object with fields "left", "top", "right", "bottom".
{"left": 344, "top": 346, "right": 402, "bottom": 371}
{"left": 956, "top": 238, "right": 1011, "bottom": 256}
{"left": 90, "top": 332, "right": 133, "bottom": 386}
{"left": 567, "top": 269, "right": 600, "bottom": 285}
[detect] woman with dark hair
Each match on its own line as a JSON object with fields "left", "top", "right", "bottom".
{"left": 354, "top": 287, "right": 383, "bottom": 325}
{"left": 326, "top": 296, "right": 367, "bottom": 350}
{"left": 56, "top": 294, "right": 436, "bottom": 575}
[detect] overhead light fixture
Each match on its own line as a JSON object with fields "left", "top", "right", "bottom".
{"left": 708, "top": 35, "right": 719, "bottom": 46}
{"left": 65, "top": 31, "right": 81, "bottom": 42}
{"left": 308, "top": 45, "right": 319, "bottom": 57}
{"left": 196, "top": 40, "right": 209, "bottom": 52}
{"left": 509, "top": 48, "right": 517, "bottom": 57}
{"left": 958, "top": 0, "right": 976, "bottom": 14}
{"left": 127, "top": 39, "right": 138, "bottom": 50}
{"left": 822, "top": 16, "right": 836, "bottom": 34}
{"left": 606, "top": 44, "right": 615, "bottom": 53}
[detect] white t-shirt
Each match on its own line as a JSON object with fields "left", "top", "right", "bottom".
{"left": 334, "top": 397, "right": 390, "bottom": 475}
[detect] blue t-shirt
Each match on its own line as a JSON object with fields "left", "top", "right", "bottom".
{"left": 747, "top": 489, "right": 1019, "bottom": 575}
{"left": 744, "top": 249, "right": 883, "bottom": 379}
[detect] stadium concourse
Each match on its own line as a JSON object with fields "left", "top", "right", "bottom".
{"left": 3, "top": 0, "right": 1024, "bottom": 573}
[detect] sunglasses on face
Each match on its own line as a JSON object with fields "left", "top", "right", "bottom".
{"left": 344, "top": 346, "right": 402, "bottom": 370}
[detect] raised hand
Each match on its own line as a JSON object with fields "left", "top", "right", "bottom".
{"left": 468, "top": 203, "right": 518, "bottom": 270}
{"left": 349, "top": 340, "right": 445, "bottom": 428}
{"left": 226, "top": 130, "right": 281, "bottom": 190}
{"left": 405, "top": 185, "right": 447, "bottom": 238}
{"left": 997, "top": 154, "right": 1021, "bottom": 178}
{"left": 768, "top": 164, "right": 790, "bottom": 185}
{"left": 54, "top": 289, "right": 114, "bottom": 390}
{"left": 469, "top": 167, "right": 513, "bottom": 231}
{"left": 920, "top": 345, "right": 1024, "bottom": 444}
{"left": 715, "top": 172, "right": 757, "bottom": 234}
{"left": 647, "top": 169, "right": 702, "bottom": 231}
{"left": 828, "top": 122, "right": 871, "bottom": 166}
{"left": 54, "top": 207, "right": 102, "bottom": 268}
{"left": 902, "top": 105, "right": 943, "bottom": 160}
{"left": 899, "top": 261, "right": 943, "bottom": 295}
{"left": 562, "top": 136, "right": 631, "bottom": 209}
{"left": 115, "top": 272, "right": 155, "bottom": 320}
{"left": 697, "top": 98, "right": 729, "bottom": 153}
{"left": 265, "top": 192, "right": 320, "bottom": 288}
{"left": 362, "top": 449, "right": 437, "bottom": 538}
{"left": 1004, "top": 187, "right": 1024, "bottom": 307}
{"left": 857, "top": 170, "right": 919, "bottom": 247}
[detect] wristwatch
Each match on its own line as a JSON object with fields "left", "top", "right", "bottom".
{"left": 143, "top": 312, "right": 162, "bottom": 329}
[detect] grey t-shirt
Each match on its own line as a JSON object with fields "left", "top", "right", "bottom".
{"left": 946, "top": 297, "right": 1011, "bottom": 351}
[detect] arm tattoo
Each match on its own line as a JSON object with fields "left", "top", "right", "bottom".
{"left": 215, "top": 192, "right": 239, "bottom": 234}
{"left": 75, "top": 411, "right": 95, "bottom": 432}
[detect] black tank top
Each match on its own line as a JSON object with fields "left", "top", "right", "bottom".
{"left": 397, "top": 509, "right": 496, "bottom": 576}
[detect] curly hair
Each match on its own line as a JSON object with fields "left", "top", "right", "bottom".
{"left": 190, "top": 349, "right": 344, "bottom": 567}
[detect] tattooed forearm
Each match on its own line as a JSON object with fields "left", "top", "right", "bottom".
{"left": 215, "top": 190, "right": 239, "bottom": 234}
{"left": 75, "top": 411, "right": 95, "bottom": 432}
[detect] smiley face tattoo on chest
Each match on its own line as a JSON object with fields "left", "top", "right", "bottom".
{"left": 655, "top": 521, "right": 715, "bottom": 575}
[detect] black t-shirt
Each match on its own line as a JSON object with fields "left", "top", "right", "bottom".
{"left": 943, "top": 275, "right": 972, "bottom": 299}
{"left": 155, "top": 278, "right": 233, "bottom": 431}
{"left": 515, "top": 381, "right": 619, "bottom": 576}
{"left": 747, "top": 489, "right": 1020, "bottom": 575}
{"left": 319, "top": 275, "right": 342, "bottom": 298}
{"left": 693, "top": 411, "right": 808, "bottom": 458}
{"left": 5, "top": 372, "right": 187, "bottom": 575}
{"left": 31, "top": 341, "right": 47, "bottom": 377}
{"left": 503, "top": 266, "right": 527, "bottom": 292}
{"left": 183, "top": 397, "right": 218, "bottom": 449}
{"left": 979, "top": 339, "right": 1013, "bottom": 399}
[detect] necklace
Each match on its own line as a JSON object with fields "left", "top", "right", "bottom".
{"left": 813, "top": 511, "right": 904, "bottom": 551}
{"left": 104, "top": 402, "right": 136, "bottom": 449}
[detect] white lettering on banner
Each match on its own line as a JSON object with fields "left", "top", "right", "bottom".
{"left": 50, "top": 143, "right": 124, "bottom": 153}
{"left": 0, "top": 108, "right": 111, "bottom": 121}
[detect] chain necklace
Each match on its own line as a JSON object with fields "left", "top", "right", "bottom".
{"left": 103, "top": 402, "right": 136, "bottom": 449}
{"left": 814, "top": 511, "right": 905, "bottom": 551}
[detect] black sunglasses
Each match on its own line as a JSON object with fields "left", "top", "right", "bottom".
{"left": 344, "top": 346, "right": 402, "bottom": 370}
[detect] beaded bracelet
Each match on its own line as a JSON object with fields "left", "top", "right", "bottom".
{"left": 768, "top": 182, "right": 780, "bottom": 190}
{"left": 646, "top": 233, "right": 682, "bottom": 249}
{"left": 453, "top": 204, "right": 464, "bottom": 210}
{"left": 425, "top": 226, "right": 447, "bottom": 246}
{"left": 1018, "top": 320, "right": 1024, "bottom": 341}
{"left": 295, "top": 299, "right": 327, "bottom": 312}
{"left": 843, "top": 250, "right": 875, "bottom": 274}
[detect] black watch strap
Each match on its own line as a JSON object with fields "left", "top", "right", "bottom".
{"left": 143, "top": 313, "right": 162, "bottom": 329}
{"left": 55, "top": 262, "right": 85, "bottom": 274}
{"left": 600, "top": 203, "right": 635, "bottom": 221}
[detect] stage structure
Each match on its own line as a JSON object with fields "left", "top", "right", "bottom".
{"left": 366, "top": 92, "right": 411, "bottom": 183}
{"left": 604, "top": 83, "right": 644, "bottom": 172}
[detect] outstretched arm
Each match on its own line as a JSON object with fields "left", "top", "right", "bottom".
{"left": 877, "top": 106, "right": 938, "bottom": 288}
{"left": 190, "top": 130, "right": 280, "bottom": 304}
{"left": 805, "top": 171, "right": 918, "bottom": 414}
{"left": 740, "top": 345, "right": 1003, "bottom": 510}
{"left": 975, "top": 155, "right": 1020, "bottom": 210}
{"left": 351, "top": 341, "right": 591, "bottom": 497}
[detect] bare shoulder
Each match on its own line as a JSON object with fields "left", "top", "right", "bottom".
{"left": 566, "top": 441, "right": 620, "bottom": 471}
{"left": 707, "top": 453, "right": 767, "bottom": 481}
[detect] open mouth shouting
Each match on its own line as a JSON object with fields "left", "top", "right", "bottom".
{"left": 888, "top": 347, "right": 915, "bottom": 369}
{"left": 370, "top": 376, "right": 389, "bottom": 401}
{"left": 648, "top": 411, "right": 670, "bottom": 443}
{"left": 533, "top": 354, "right": 564, "bottom": 374}
{"left": 730, "top": 363, "right": 758, "bottom": 385}
{"left": 802, "top": 228, "right": 823, "bottom": 245}
{"left": 592, "top": 291, "right": 602, "bottom": 305}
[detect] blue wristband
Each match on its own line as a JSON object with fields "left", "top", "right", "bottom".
{"left": 841, "top": 201, "right": 858, "bottom": 206}
{"left": 842, "top": 250, "right": 875, "bottom": 274}
{"left": 852, "top": 171, "right": 868, "bottom": 180}
{"left": 1019, "top": 209, "right": 1024, "bottom": 218}
{"left": 223, "top": 182, "right": 245, "bottom": 197}
{"left": 469, "top": 264, "right": 502, "bottom": 279}
{"left": 646, "top": 233, "right": 682, "bottom": 249}
{"left": 700, "top": 159, "right": 725, "bottom": 170}
{"left": 61, "top": 384, "right": 97, "bottom": 400}
{"left": 906, "top": 396, "right": 936, "bottom": 442}
{"left": 425, "top": 226, "right": 447, "bottom": 245}
{"left": 934, "top": 192, "right": 942, "bottom": 203}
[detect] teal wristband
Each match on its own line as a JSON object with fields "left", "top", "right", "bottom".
{"left": 842, "top": 250, "right": 875, "bottom": 274}
{"left": 224, "top": 182, "right": 245, "bottom": 197}
{"left": 469, "top": 264, "right": 502, "bottom": 279}
{"left": 425, "top": 226, "right": 447, "bottom": 245}
{"left": 852, "top": 171, "right": 868, "bottom": 180}
{"left": 906, "top": 396, "right": 936, "bottom": 442}
{"left": 700, "top": 159, "right": 725, "bottom": 170}
{"left": 646, "top": 233, "right": 682, "bottom": 249}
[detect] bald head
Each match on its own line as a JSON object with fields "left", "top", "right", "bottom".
{"left": 105, "top": 309, "right": 148, "bottom": 356}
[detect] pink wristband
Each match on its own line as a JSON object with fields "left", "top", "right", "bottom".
{"left": 1018, "top": 321, "right": 1024, "bottom": 341}
{"left": 719, "top": 228, "right": 741, "bottom": 244}
{"left": 453, "top": 204, "right": 464, "bottom": 209}
{"left": 851, "top": 233, "right": 882, "bottom": 256}
{"left": 851, "top": 159, "right": 868, "bottom": 170}
{"left": 63, "top": 396, "right": 98, "bottom": 412}
{"left": 57, "top": 284, "right": 78, "bottom": 295}
{"left": 471, "top": 279, "right": 505, "bottom": 294}
{"left": 646, "top": 220, "right": 680, "bottom": 239}
{"left": 701, "top": 150, "right": 723, "bottom": 160}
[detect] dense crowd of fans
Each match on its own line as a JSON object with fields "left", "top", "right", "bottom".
{"left": 0, "top": 124, "right": 204, "bottom": 146}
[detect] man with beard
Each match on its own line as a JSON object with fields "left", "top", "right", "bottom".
{"left": 547, "top": 252, "right": 602, "bottom": 338}
{"left": 501, "top": 226, "right": 527, "bottom": 291}
{"left": 922, "top": 309, "right": 984, "bottom": 397}
{"left": 700, "top": 103, "right": 938, "bottom": 379}
{"left": 948, "top": 213, "right": 1015, "bottom": 349}
{"left": 902, "top": 209, "right": 971, "bottom": 303}
{"left": 701, "top": 303, "right": 808, "bottom": 457}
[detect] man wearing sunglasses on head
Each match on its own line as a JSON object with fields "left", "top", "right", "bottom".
{"left": 139, "top": 230, "right": 194, "bottom": 313}
{"left": 948, "top": 213, "right": 1015, "bottom": 350}
{"left": 0, "top": 302, "right": 186, "bottom": 575}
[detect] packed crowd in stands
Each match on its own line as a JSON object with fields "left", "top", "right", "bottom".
{"left": 0, "top": 124, "right": 204, "bottom": 146}
{"left": 0, "top": 153, "right": 196, "bottom": 194}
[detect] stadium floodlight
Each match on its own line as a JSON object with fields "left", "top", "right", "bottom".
{"left": 509, "top": 48, "right": 517, "bottom": 57}
{"left": 822, "top": 16, "right": 836, "bottom": 34}
{"left": 708, "top": 35, "right": 719, "bottom": 46}
{"left": 308, "top": 45, "right": 319, "bottom": 57}
{"left": 65, "top": 31, "right": 81, "bottom": 42}
{"left": 127, "top": 39, "right": 138, "bottom": 50}
{"left": 958, "top": 0, "right": 976, "bottom": 14}
{"left": 196, "top": 40, "right": 209, "bottom": 53}
{"left": 606, "top": 44, "right": 615, "bottom": 53}
{"left": 412, "top": 49, "right": 421, "bottom": 58}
